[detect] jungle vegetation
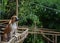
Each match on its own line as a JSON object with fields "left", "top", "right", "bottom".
{"left": 0, "top": 0, "right": 60, "bottom": 43}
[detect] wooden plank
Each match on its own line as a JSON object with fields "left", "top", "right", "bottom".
{"left": 0, "top": 20, "right": 9, "bottom": 21}
{"left": 0, "top": 20, "right": 9, "bottom": 24}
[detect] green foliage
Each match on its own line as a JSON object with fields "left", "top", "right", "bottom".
{"left": 18, "top": 0, "right": 60, "bottom": 30}
{"left": 0, "top": 0, "right": 16, "bottom": 19}
{"left": 23, "top": 34, "right": 44, "bottom": 43}
{"left": 35, "top": 3, "right": 60, "bottom": 30}
{"left": 1, "top": 0, "right": 60, "bottom": 29}
{"left": 0, "top": 0, "right": 8, "bottom": 19}
{"left": 18, "top": 0, "right": 40, "bottom": 26}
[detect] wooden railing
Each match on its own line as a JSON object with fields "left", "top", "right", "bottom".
{"left": 0, "top": 19, "right": 60, "bottom": 43}
{"left": 7, "top": 28, "right": 28, "bottom": 43}
{"left": 29, "top": 28, "right": 60, "bottom": 43}
{"left": 18, "top": 28, "right": 60, "bottom": 43}
{"left": 0, "top": 20, "right": 9, "bottom": 24}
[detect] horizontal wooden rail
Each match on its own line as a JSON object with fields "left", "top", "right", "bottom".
{"left": 0, "top": 20, "right": 9, "bottom": 24}
{"left": 0, "top": 20, "right": 9, "bottom": 21}
{"left": 18, "top": 29, "right": 60, "bottom": 36}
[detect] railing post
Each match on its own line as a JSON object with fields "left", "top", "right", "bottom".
{"left": 55, "top": 35, "right": 57, "bottom": 43}
{"left": 52, "top": 35, "right": 55, "bottom": 43}
{"left": 0, "top": 35, "right": 1, "bottom": 43}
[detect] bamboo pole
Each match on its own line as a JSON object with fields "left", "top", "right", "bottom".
{"left": 16, "top": 0, "right": 18, "bottom": 17}
{"left": 16, "top": 0, "right": 18, "bottom": 26}
{"left": 33, "top": 22, "right": 36, "bottom": 43}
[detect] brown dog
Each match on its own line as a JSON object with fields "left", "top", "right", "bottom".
{"left": 3, "top": 15, "right": 18, "bottom": 41}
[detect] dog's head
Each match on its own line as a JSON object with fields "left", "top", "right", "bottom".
{"left": 11, "top": 16, "right": 19, "bottom": 22}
